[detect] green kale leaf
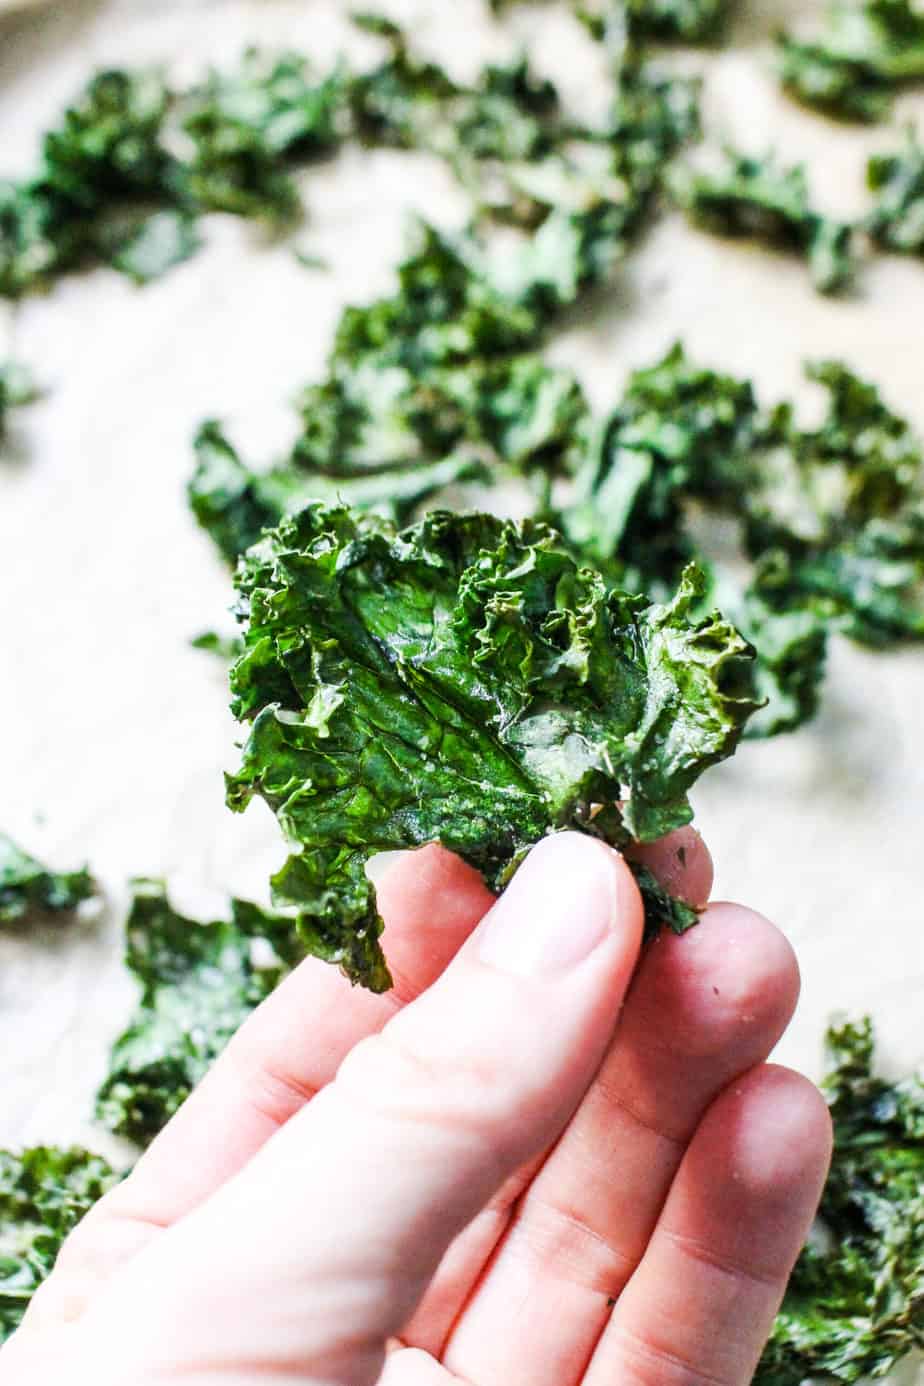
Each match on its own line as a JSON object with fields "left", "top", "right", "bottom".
{"left": 758, "top": 1017, "right": 924, "bottom": 1382}
{"left": 777, "top": 0, "right": 924, "bottom": 123}
{"left": 181, "top": 50, "right": 348, "bottom": 222}
{"left": 671, "top": 149, "right": 857, "bottom": 293}
{"left": 226, "top": 503, "right": 757, "bottom": 991}
{"left": 95, "top": 879, "right": 303, "bottom": 1146}
{"left": 0, "top": 69, "right": 178, "bottom": 296}
{"left": 867, "top": 127, "right": 924, "bottom": 255}
{"left": 0, "top": 834, "right": 96, "bottom": 926}
{"left": 0, "top": 362, "right": 39, "bottom": 442}
{"left": 0, "top": 1146, "right": 119, "bottom": 1343}
{"left": 576, "top": 0, "right": 730, "bottom": 44}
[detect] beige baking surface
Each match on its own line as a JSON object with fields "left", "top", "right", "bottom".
{"left": 1, "top": 2, "right": 923, "bottom": 1374}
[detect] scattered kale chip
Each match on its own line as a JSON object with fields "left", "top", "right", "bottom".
{"left": 95, "top": 879, "right": 303, "bottom": 1146}
{"left": 0, "top": 362, "right": 39, "bottom": 442}
{"left": 181, "top": 50, "right": 348, "bottom": 223}
{"left": 0, "top": 1146, "right": 119, "bottom": 1343}
{"left": 758, "top": 1018, "right": 924, "bottom": 1382}
{"left": 778, "top": 0, "right": 924, "bottom": 123}
{"left": 226, "top": 502, "right": 756, "bottom": 991}
{"left": 671, "top": 149, "right": 856, "bottom": 293}
{"left": 494, "top": 0, "right": 730, "bottom": 45}
{"left": 0, "top": 69, "right": 178, "bottom": 296}
{"left": 0, "top": 834, "right": 96, "bottom": 926}
{"left": 867, "top": 128, "right": 924, "bottom": 255}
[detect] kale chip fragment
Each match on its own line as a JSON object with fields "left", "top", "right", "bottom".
{"left": 0, "top": 362, "right": 39, "bottom": 442}
{"left": 777, "top": 0, "right": 924, "bottom": 123}
{"left": 95, "top": 879, "right": 303, "bottom": 1146}
{"left": 226, "top": 502, "right": 757, "bottom": 991}
{"left": 671, "top": 149, "right": 856, "bottom": 293}
{"left": 758, "top": 1018, "right": 924, "bottom": 1382}
{"left": 867, "top": 127, "right": 924, "bottom": 254}
{"left": 0, "top": 1146, "right": 119, "bottom": 1343}
{"left": 0, "top": 834, "right": 96, "bottom": 926}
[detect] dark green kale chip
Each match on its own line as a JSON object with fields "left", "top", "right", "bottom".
{"left": 180, "top": 50, "right": 348, "bottom": 222}
{"left": 0, "top": 362, "right": 39, "bottom": 442}
{"left": 0, "top": 834, "right": 96, "bottom": 926}
{"left": 0, "top": 1146, "right": 119, "bottom": 1343}
{"left": 777, "top": 0, "right": 924, "bottom": 123}
{"left": 758, "top": 1018, "right": 924, "bottom": 1382}
{"left": 671, "top": 149, "right": 856, "bottom": 293}
{"left": 0, "top": 68, "right": 178, "bottom": 296}
{"left": 226, "top": 503, "right": 757, "bottom": 991}
{"left": 867, "top": 127, "right": 924, "bottom": 254}
{"left": 576, "top": 0, "right": 730, "bottom": 44}
{"left": 95, "top": 879, "right": 303, "bottom": 1146}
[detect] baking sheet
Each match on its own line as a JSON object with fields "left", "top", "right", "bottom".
{"left": 1, "top": 3, "right": 923, "bottom": 1378}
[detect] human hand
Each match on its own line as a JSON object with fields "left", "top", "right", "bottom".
{"left": 3, "top": 831, "right": 831, "bottom": 1386}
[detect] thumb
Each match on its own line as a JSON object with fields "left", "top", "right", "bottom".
{"left": 73, "top": 832, "right": 644, "bottom": 1385}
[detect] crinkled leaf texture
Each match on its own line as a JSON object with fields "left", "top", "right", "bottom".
{"left": 96, "top": 879, "right": 303, "bottom": 1146}
{"left": 0, "top": 1146, "right": 119, "bottom": 1342}
{"left": 227, "top": 504, "right": 757, "bottom": 991}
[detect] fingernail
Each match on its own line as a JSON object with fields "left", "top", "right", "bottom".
{"left": 478, "top": 833, "right": 617, "bottom": 978}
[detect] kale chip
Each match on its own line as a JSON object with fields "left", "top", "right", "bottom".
{"left": 494, "top": 0, "right": 730, "bottom": 45}
{"left": 758, "top": 1018, "right": 924, "bottom": 1382}
{"left": 867, "top": 127, "right": 924, "bottom": 255}
{"left": 181, "top": 50, "right": 348, "bottom": 223}
{"left": 671, "top": 149, "right": 856, "bottom": 293}
{"left": 777, "top": 0, "right": 924, "bottom": 123}
{"left": 0, "top": 362, "right": 39, "bottom": 442}
{"left": 0, "top": 1146, "right": 119, "bottom": 1343}
{"left": 95, "top": 879, "right": 303, "bottom": 1146}
{"left": 0, "top": 69, "right": 178, "bottom": 296}
{"left": 226, "top": 503, "right": 757, "bottom": 991}
{"left": 0, "top": 834, "right": 96, "bottom": 926}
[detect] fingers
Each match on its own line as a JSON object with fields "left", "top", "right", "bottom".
{"left": 438, "top": 902, "right": 799, "bottom": 1386}
{"left": 585, "top": 1064, "right": 832, "bottom": 1386}
{"left": 67, "top": 834, "right": 644, "bottom": 1386}
{"left": 33, "top": 846, "right": 492, "bottom": 1334}
{"left": 628, "top": 825, "right": 713, "bottom": 908}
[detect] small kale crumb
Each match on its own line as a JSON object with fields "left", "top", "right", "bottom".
{"left": 95, "top": 879, "right": 303, "bottom": 1146}
{"left": 190, "top": 629, "right": 244, "bottom": 660}
{"left": 671, "top": 148, "right": 857, "bottom": 293}
{"left": 0, "top": 1146, "right": 119, "bottom": 1343}
{"left": 758, "top": 1017, "right": 924, "bottom": 1382}
{"left": 0, "top": 833, "right": 96, "bottom": 926}
{"left": 0, "top": 362, "right": 39, "bottom": 442}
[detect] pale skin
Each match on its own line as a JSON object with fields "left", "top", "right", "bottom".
{"left": 2, "top": 829, "right": 832, "bottom": 1386}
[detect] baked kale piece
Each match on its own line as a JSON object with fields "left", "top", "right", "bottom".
{"left": 577, "top": 0, "right": 730, "bottom": 43}
{"left": 867, "top": 128, "right": 924, "bottom": 255}
{"left": 0, "top": 69, "right": 178, "bottom": 296}
{"left": 181, "top": 50, "right": 348, "bottom": 222}
{"left": 777, "top": 0, "right": 924, "bottom": 123}
{"left": 757, "top": 1018, "right": 924, "bottom": 1382}
{"left": 0, "top": 1146, "right": 119, "bottom": 1343}
{"left": 0, "top": 362, "right": 39, "bottom": 442}
{"left": 0, "top": 834, "right": 95, "bottom": 926}
{"left": 671, "top": 149, "right": 856, "bottom": 293}
{"left": 226, "top": 503, "right": 757, "bottom": 991}
{"left": 95, "top": 879, "right": 303, "bottom": 1146}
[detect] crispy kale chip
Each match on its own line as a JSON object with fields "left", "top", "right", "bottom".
{"left": 758, "top": 1018, "right": 924, "bottom": 1382}
{"left": 558, "top": 345, "right": 924, "bottom": 733}
{"left": 778, "top": 0, "right": 924, "bottom": 123}
{"left": 671, "top": 149, "right": 856, "bottom": 293}
{"left": 95, "top": 879, "right": 303, "bottom": 1146}
{"left": 0, "top": 69, "right": 178, "bottom": 296}
{"left": 181, "top": 50, "right": 348, "bottom": 222}
{"left": 0, "top": 1146, "right": 119, "bottom": 1343}
{"left": 867, "top": 127, "right": 924, "bottom": 254}
{"left": 226, "top": 503, "right": 757, "bottom": 991}
{"left": 0, "top": 362, "right": 39, "bottom": 442}
{"left": 0, "top": 833, "right": 95, "bottom": 926}
{"left": 493, "top": 0, "right": 730, "bottom": 44}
